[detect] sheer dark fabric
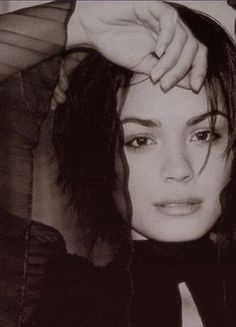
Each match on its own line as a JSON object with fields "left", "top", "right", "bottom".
{"left": 0, "top": 2, "right": 74, "bottom": 82}
{"left": 0, "top": 1, "right": 74, "bottom": 219}
{"left": 0, "top": 2, "right": 74, "bottom": 325}
{"left": 0, "top": 209, "right": 66, "bottom": 327}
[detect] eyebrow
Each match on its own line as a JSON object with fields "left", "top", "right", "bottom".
{"left": 121, "top": 117, "right": 160, "bottom": 127}
{"left": 121, "top": 111, "right": 227, "bottom": 128}
{"left": 187, "top": 110, "right": 228, "bottom": 126}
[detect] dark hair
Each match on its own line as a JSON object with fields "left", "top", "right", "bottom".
{"left": 53, "top": 4, "right": 236, "bottom": 261}
{"left": 53, "top": 52, "right": 133, "bottom": 261}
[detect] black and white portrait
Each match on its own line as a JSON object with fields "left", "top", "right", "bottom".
{"left": 0, "top": 1, "right": 236, "bottom": 326}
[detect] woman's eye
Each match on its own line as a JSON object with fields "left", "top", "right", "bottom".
{"left": 190, "top": 130, "right": 221, "bottom": 144}
{"left": 125, "top": 136, "right": 156, "bottom": 150}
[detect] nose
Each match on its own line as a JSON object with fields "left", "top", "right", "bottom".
{"left": 160, "top": 150, "right": 194, "bottom": 183}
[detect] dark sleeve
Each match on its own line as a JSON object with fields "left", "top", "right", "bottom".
{"left": 0, "top": 56, "right": 64, "bottom": 219}
{"left": 0, "top": 2, "right": 75, "bottom": 219}
{"left": 0, "top": 210, "right": 67, "bottom": 327}
{"left": 23, "top": 220, "right": 67, "bottom": 326}
{"left": 0, "top": 4, "right": 76, "bottom": 326}
{"left": 0, "top": 1, "right": 75, "bottom": 82}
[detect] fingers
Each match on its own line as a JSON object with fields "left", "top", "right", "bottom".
{"left": 50, "top": 53, "right": 82, "bottom": 112}
{"left": 136, "top": 3, "right": 179, "bottom": 59}
{"left": 154, "top": 5, "right": 178, "bottom": 57}
{"left": 189, "top": 43, "right": 208, "bottom": 91}
{"left": 63, "top": 54, "right": 82, "bottom": 76}
{"left": 149, "top": 19, "right": 207, "bottom": 92}
{"left": 59, "top": 65, "right": 69, "bottom": 91}
{"left": 159, "top": 31, "right": 199, "bottom": 91}
{"left": 50, "top": 84, "right": 66, "bottom": 111}
{"left": 50, "top": 65, "right": 69, "bottom": 111}
{"left": 159, "top": 38, "right": 207, "bottom": 92}
{"left": 50, "top": 97, "right": 57, "bottom": 112}
{"left": 133, "top": 52, "right": 159, "bottom": 76}
{"left": 135, "top": 3, "right": 208, "bottom": 91}
{"left": 176, "top": 75, "right": 191, "bottom": 90}
{"left": 54, "top": 83, "right": 67, "bottom": 103}
{"left": 151, "top": 22, "right": 188, "bottom": 82}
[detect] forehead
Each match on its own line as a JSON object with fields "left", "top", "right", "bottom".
{"left": 120, "top": 78, "right": 208, "bottom": 122}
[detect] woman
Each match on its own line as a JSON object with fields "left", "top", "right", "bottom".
{"left": 0, "top": 2, "right": 206, "bottom": 326}
{"left": 30, "top": 3, "right": 236, "bottom": 327}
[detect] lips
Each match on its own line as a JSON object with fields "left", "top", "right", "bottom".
{"left": 154, "top": 198, "right": 202, "bottom": 216}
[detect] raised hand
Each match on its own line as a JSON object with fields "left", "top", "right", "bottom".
{"left": 68, "top": 1, "right": 207, "bottom": 91}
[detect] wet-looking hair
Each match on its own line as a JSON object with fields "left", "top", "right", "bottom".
{"left": 53, "top": 4, "right": 236, "bottom": 261}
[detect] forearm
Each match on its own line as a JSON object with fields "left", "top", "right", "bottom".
{"left": 0, "top": 1, "right": 74, "bottom": 81}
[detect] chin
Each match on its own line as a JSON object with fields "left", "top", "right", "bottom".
{"left": 144, "top": 226, "right": 213, "bottom": 243}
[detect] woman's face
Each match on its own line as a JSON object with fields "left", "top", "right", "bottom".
{"left": 120, "top": 79, "right": 233, "bottom": 242}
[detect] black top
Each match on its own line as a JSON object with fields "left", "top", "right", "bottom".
{"left": 29, "top": 233, "right": 236, "bottom": 327}
{"left": 1, "top": 208, "right": 236, "bottom": 326}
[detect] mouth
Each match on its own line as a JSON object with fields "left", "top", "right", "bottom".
{"left": 154, "top": 199, "right": 202, "bottom": 216}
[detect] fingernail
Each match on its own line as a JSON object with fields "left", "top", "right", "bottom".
{"left": 161, "top": 77, "right": 177, "bottom": 92}
{"left": 191, "top": 77, "right": 203, "bottom": 92}
{"left": 151, "top": 67, "right": 165, "bottom": 83}
{"left": 155, "top": 44, "right": 166, "bottom": 58}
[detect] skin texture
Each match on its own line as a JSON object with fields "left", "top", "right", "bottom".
{"left": 120, "top": 78, "right": 233, "bottom": 242}
{"left": 72, "top": 1, "right": 207, "bottom": 88}
{"left": 51, "top": 2, "right": 208, "bottom": 110}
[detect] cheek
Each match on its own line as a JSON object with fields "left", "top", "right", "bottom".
{"left": 205, "top": 152, "right": 232, "bottom": 189}
{"left": 125, "top": 151, "right": 158, "bottom": 201}
{"left": 200, "top": 152, "right": 233, "bottom": 214}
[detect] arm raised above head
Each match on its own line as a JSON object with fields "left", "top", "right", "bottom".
{"left": 67, "top": 1, "right": 207, "bottom": 91}
{"left": 0, "top": 1, "right": 207, "bottom": 91}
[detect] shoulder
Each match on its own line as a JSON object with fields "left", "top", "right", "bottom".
{"left": 0, "top": 209, "right": 67, "bottom": 325}
{"left": 0, "top": 209, "right": 66, "bottom": 262}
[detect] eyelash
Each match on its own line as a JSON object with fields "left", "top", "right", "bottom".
{"left": 124, "top": 135, "right": 156, "bottom": 152}
{"left": 124, "top": 130, "right": 222, "bottom": 152}
{"left": 190, "top": 129, "right": 222, "bottom": 144}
